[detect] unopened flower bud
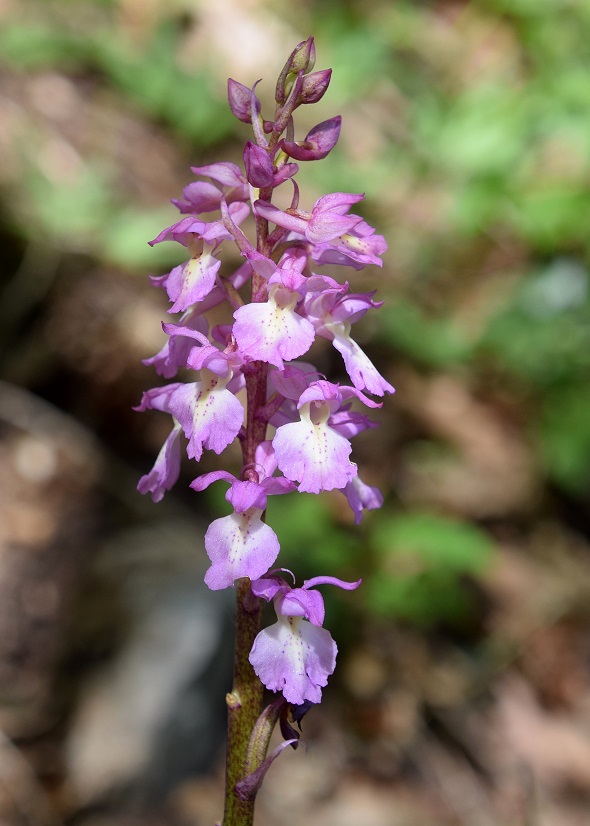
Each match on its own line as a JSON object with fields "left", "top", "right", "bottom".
{"left": 298, "top": 69, "right": 332, "bottom": 104}
{"left": 289, "top": 37, "right": 316, "bottom": 75}
{"left": 243, "top": 141, "right": 274, "bottom": 188}
{"left": 228, "top": 78, "right": 260, "bottom": 124}
{"left": 281, "top": 116, "right": 341, "bottom": 161}
{"left": 275, "top": 36, "right": 316, "bottom": 104}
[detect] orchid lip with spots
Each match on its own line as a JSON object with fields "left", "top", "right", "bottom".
{"left": 136, "top": 35, "right": 392, "bottom": 826}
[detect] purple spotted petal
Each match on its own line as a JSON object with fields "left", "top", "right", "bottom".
{"left": 162, "top": 252, "right": 221, "bottom": 313}
{"left": 204, "top": 509, "right": 280, "bottom": 590}
{"left": 249, "top": 617, "right": 337, "bottom": 705}
{"left": 138, "top": 379, "right": 243, "bottom": 461}
{"left": 233, "top": 287, "right": 315, "bottom": 369}
{"left": 272, "top": 415, "right": 354, "bottom": 493}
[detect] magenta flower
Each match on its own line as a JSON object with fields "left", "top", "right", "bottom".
{"left": 149, "top": 203, "right": 250, "bottom": 313}
{"left": 298, "top": 69, "right": 332, "bottom": 105}
{"left": 171, "top": 161, "right": 250, "bottom": 213}
{"left": 311, "top": 216, "right": 388, "bottom": 269}
{"left": 233, "top": 268, "right": 315, "bottom": 368}
{"left": 249, "top": 573, "right": 361, "bottom": 704}
{"left": 202, "top": 502, "right": 278, "bottom": 591}
{"left": 149, "top": 203, "right": 249, "bottom": 248}
{"left": 254, "top": 191, "right": 363, "bottom": 244}
{"left": 243, "top": 141, "right": 299, "bottom": 189}
{"left": 272, "top": 380, "right": 380, "bottom": 493}
{"left": 154, "top": 247, "right": 222, "bottom": 314}
{"left": 136, "top": 340, "right": 244, "bottom": 462}
{"left": 254, "top": 191, "right": 388, "bottom": 269}
{"left": 191, "top": 471, "right": 295, "bottom": 589}
{"left": 204, "top": 510, "right": 278, "bottom": 590}
{"left": 136, "top": 379, "right": 242, "bottom": 462}
{"left": 304, "top": 287, "right": 394, "bottom": 396}
{"left": 272, "top": 380, "right": 354, "bottom": 493}
{"left": 143, "top": 310, "right": 209, "bottom": 379}
{"left": 227, "top": 78, "right": 257, "bottom": 123}
{"left": 136, "top": 45, "right": 394, "bottom": 811}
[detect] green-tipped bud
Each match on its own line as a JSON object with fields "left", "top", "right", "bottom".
{"left": 275, "top": 37, "right": 316, "bottom": 104}
{"left": 289, "top": 37, "right": 316, "bottom": 75}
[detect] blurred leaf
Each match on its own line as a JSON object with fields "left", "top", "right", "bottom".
{"left": 91, "top": 23, "right": 235, "bottom": 144}
{"left": 480, "top": 259, "right": 590, "bottom": 385}
{"left": 447, "top": 172, "right": 510, "bottom": 234}
{"left": 422, "top": 86, "right": 526, "bottom": 178}
{"left": 0, "top": 18, "right": 234, "bottom": 144}
{"left": 366, "top": 512, "right": 492, "bottom": 624}
{"left": 103, "top": 207, "right": 183, "bottom": 270}
{"left": 485, "top": 0, "right": 578, "bottom": 18}
{"left": 512, "top": 186, "right": 590, "bottom": 250}
{"left": 538, "top": 384, "right": 590, "bottom": 494}
{"left": 379, "top": 301, "right": 473, "bottom": 368}
{"left": 312, "top": 10, "right": 391, "bottom": 104}
{"left": 25, "top": 165, "right": 114, "bottom": 244}
{"left": 0, "top": 23, "right": 87, "bottom": 68}
{"left": 367, "top": 571, "right": 472, "bottom": 625}
{"left": 372, "top": 512, "right": 492, "bottom": 572}
{"left": 266, "top": 493, "right": 359, "bottom": 576}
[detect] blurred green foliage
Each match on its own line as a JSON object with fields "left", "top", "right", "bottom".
{"left": 0, "top": 18, "right": 234, "bottom": 142}
{"left": 367, "top": 512, "right": 492, "bottom": 625}
{"left": 0, "top": 9, "right": 232, "bottom": 268}
{"left": 243, "top": 494, "right": 491, "bottom": 628}
{"left": 1, "top": 0, "right": 589, "bottom": 628}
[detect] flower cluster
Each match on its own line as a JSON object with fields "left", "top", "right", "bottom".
{"left": 138, "top": 38, "right": 392, "bottom": 706}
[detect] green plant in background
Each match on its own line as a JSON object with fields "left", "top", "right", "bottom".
{"left": 0, "top": 16, "right": 234, "bottom": 143}
{"left": 481, "top": 258, "right": 590, "bottom": 493}
{"left": 268, "top": 498, "right": 493, "bottom": 628}
{"left": 367, "top": 512, "right": 493, "bottom": 625}
{"left": 0, "top": 7, "right": 233, "bottom": 270}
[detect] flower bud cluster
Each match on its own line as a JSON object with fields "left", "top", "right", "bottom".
{"left": 138, "top": 38, "right": 393, "bottom": 706}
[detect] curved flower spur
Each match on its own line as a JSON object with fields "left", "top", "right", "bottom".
{"left": 136, "top": 36, "right": 393, "bottom": 826}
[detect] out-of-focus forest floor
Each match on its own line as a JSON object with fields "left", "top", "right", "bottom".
{"left": 1, "top": 2, "right": 590, "bottom": 825}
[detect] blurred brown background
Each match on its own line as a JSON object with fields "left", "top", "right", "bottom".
{"left": 1, "top": 1, "right": 590, "bottom": 824}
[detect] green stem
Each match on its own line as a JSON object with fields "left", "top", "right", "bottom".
{"left": 222, "top": 579, "right": 265, "bottom": 826}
